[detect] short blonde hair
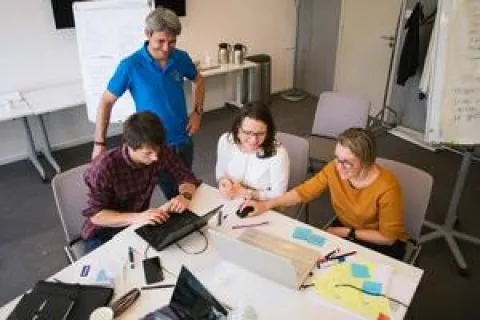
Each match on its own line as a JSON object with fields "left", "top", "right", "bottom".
{"left": 337, "top": 128, "right": 376, "bottom": 167}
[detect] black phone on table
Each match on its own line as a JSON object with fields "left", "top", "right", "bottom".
{"left": 142, "top": 257, "right": 164, "bottom": 284}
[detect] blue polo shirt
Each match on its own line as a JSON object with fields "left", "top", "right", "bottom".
{"left": 107, "top": 42, "right": 197, "bottom": 145}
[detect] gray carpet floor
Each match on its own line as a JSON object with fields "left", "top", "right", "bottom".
{"left": 1, "top": 95, "right": 479, "bottom": 319}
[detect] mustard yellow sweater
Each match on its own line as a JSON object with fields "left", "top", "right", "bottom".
{"left": 295, "top": 161, "right": 409, "bottom": 242}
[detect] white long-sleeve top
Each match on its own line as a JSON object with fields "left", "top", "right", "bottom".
{"left": 215, "top": 132, "right": 290, "bottom": 200}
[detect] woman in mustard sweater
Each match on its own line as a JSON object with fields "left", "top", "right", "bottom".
{"left": 245, "top": 127, "right": 409, "bottom": 260}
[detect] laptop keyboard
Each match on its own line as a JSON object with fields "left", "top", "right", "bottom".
{"left": 138, "top": 211, "right": 198, "bottom": 243}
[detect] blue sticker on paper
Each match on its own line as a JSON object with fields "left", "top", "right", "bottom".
{"left": 362, "top": 281, "right": 383, "bottom": 295}
{"left": 351, "top": 263, "right": 371, "bottom": 278}
{"left": 307, "top": 234, "right": 326, "bottom": 247}
{"left": 292, "top": 227, "right": 312, "bottom": 240}
{"left": 96, "top": 269, "right": 109, "bottom": 282}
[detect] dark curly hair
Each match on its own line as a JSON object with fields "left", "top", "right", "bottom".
{"left": 230, "top": 102, "right": 277, "bottom": 158}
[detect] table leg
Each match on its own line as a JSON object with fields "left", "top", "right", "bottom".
{"left": 21, "top": 117, "right": 46, "bottom": 180}
{"left": 227, "top": 68, "right": 251, "bottom": 108}
{"left": 37, "top": 114, "right": 61, "bottom": 173}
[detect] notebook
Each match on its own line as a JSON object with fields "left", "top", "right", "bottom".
{"left": 135, "top": 205, "right": 223, "bottom": 251}
{"left": 211, "top": 229, "right": 319, "bottom": 289}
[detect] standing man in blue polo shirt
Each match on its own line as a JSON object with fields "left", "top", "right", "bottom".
{"left": 92, "top": 7, "right": 205, "bottom": 199}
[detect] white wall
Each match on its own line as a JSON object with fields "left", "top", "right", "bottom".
{"left": 0, "top": 0, "right": 295, "bottom": 165}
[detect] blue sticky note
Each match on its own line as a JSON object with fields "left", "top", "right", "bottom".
{"left": 292, "top": 227, "right": 312, "bottom": 240}
{"left": 96, "top": 269, "right": 109, "bottom": 282}
{"left": 351, "top": 263, "right": 371, "bottom": 278}
{"left": 307, "top": 233, "right": 326, "bottom": 247}
{"left": 362, "top": 281, "right": 383, "bottom": 295}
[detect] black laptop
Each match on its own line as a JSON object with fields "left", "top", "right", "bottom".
{"left": 142, "top": 266, "right": 229, "bottom": 320}
{"left": 135, "top": 205, "right": 223, "bottom": 251}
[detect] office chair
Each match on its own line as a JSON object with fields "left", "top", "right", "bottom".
{"left": 52, "top": 164, "right": 90, "bottom": 263}
{"left": 308, "top": 92, "right": 370, "bottom": 172}
{"left": 323, "top": 158, "right": 433, "bottom": 264}
{"left": 276, "top": 132, "right": 310, "bottom": 223}
{"left": 376, "top": 158, "right": 433, "bottom": 264}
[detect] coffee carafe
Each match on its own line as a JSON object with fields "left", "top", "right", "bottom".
{"left": 232, "top": 43, "right": 247, "bottom": 64}
{"left": 218, "top": 42, "right": 231, "bottom": 65}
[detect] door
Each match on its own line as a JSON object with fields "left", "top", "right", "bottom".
{"left": 334, "top": 0, "right": 403, "bottom": 116}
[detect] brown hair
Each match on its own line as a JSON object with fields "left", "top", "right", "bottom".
{"left": 123, "top": 112, "right": 166, "bottom": 150}
{"left": 230, "top": 102, "right": 277, "bottom": 158}
{"left": 337, "top": 128, "right": 376, "bottom": 167}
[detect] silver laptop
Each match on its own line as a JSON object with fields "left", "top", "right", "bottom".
{"left": 210, "top": 229, "right": 319, "bottom": 290}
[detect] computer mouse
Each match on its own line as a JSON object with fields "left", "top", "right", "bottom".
{"left": 236, "top": 206, "right": 254, "bottom": 218}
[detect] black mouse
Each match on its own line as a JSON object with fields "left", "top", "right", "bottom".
{"left": 236, "top": 206, "right": 254, "bottom": 218}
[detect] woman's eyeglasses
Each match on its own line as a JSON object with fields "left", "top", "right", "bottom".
{"left": 239, "top": 128, "right": 267, "bottom": 138}
{"left": 333, "top": 155, "right": 355, "bottom": 169}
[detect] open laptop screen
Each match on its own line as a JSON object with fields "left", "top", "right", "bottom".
{"left": 170, "top": 266, "right": 228, "bottom": 320}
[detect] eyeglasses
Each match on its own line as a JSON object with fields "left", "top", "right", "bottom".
{"left": 333, "top": 155, "right": 355, "bottom": 169}
{"left": 239, "top": 128, "right": 267, "bottom": 138}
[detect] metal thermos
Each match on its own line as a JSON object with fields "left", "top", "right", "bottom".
{"left": 218, "top": 43, "right": 231, "bottom": 64}
{"left": 233, "top": 43, "right": 247, "bottom": 64}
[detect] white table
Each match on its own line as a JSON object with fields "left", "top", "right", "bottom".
{"left": 197, "top": 61, "right": 258, "bottom": 108}
{"left": 21, "top": 82, "right": 86, "bottom": 175}
{"left": 0, "top": 93, "right": 47, "bottom": 180}
{"left": 0, "top": 184, "right": 423, "bottom": 319}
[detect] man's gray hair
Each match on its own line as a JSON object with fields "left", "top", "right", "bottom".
{"left": 145, "top": 7, "right": 182, "bottom": 36}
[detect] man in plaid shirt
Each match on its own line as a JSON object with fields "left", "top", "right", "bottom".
{"left": 82, "top": 111, "right": 200, "bottom": 252}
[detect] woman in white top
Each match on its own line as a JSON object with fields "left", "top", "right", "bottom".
{"left": 215, "top": 103, "right": 290, "bottom": 200}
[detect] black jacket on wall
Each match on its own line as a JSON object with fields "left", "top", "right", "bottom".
{"left": 397, "top": 2, "right": 424, "bottom": 86}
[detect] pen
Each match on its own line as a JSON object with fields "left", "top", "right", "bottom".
{"left": 329, "top": 251, "right": 357, "bottom": 261}
{"left": 316, "top": 248, "right": 339, "bottom": 265}
{"left": 231, "top": 221, "right": 269, "bottom": 230}
{"left": 128, "top": 246, "right": 135, "bottom": 269}
{"left": 217, "top": 210, "right": 223, "bottom": 226}
{"left": 141, "top": 284, "right": 175, "bottom": 290}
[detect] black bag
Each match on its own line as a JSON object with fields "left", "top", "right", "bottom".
{"left": 7, "top": 280, "right": 114, "bottom": 320}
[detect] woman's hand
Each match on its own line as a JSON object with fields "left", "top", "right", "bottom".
{"left": 242, "top": 199, "right": 271, "bottom": 217}
{"left": 218, "top": 178, "right": 235, "bottom": 198}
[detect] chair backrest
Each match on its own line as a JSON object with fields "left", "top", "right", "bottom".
{"left": 276, "top": 132, "right": 309, "bottom": 189}
{"left": 51, "top": 164, "right": 90, "bottom": 244}
{"left": 376, "top": 158, "right": 433, "bottom": 242}
{"left": 311, "top": 91, "right": 370, "bottom": 138}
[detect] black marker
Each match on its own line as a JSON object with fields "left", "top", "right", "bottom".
{"left": 128, "top": 246, "right": 135, "bottom": 269}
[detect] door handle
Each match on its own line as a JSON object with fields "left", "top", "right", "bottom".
{"left": 381, "top": 35, "right": 395, "bottom": 41}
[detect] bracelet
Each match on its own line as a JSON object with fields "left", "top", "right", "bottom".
{"left": 94, "top": 141, "right": 106, "bottom": 146}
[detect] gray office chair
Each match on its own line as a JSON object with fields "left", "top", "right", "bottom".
{"left": 376, "top": 158, "right": 433, "bottom": 264}
{"left": 52, "top": 164, "right": 90, "bottom": 263}
{"left": 308, "top": 92, "right": 370, "bottom": 171}
{"left": 322, "top": 158, "right": 433, "bottom": 264}
{"left": 276, "top": 132, "right": 310, "bottom": 223}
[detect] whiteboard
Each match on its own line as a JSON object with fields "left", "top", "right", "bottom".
{"left": 74, "top": 1, "right": 150, "bottom": 122}
{"left": 425, "top": 0, "right": 480, "bottom": 145}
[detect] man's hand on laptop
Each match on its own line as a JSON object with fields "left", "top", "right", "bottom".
{"left": 139, "top": 208, "right": 170, "bottom": 225}
{"left": 164, "top": 194, "right": 190, "bottom": 213}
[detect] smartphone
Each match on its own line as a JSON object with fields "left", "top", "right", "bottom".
{"left": 142, "top": 257, "right": 164, "bottom": 284}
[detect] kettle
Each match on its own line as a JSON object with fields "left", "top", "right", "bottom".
{"left": 218, "top": 42, "right": 231, "bottom": 65}
{"left": 233, "top": 43, "right": 247, "bottom": 64}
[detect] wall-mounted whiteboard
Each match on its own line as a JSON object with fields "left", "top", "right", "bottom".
{"left": 74, "top": 0, "right": 295, "bottom": 123}
{"left": 425, "top": 0, "right": 480, "bottom": 145}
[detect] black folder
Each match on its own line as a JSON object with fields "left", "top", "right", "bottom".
{"left": 7, "top": 280, "right": 114, "bottom": 320}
